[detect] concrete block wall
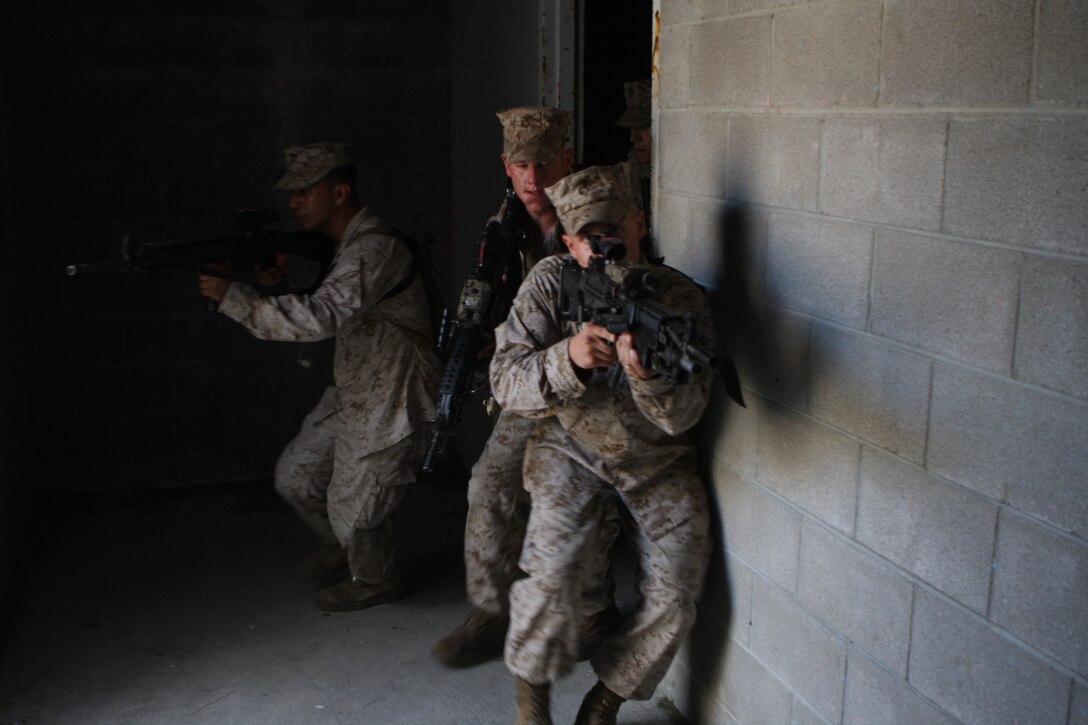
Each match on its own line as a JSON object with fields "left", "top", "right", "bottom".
{"left": 0, "top": 2, "right": 451, "bottom": 491}
{"left": 654, "top": 0, "right": 1087, "bottom": 722}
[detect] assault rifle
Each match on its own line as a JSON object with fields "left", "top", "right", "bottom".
{"left": 65, "top": 208, "right": 335, "bottom": 300}
{"left": 421, "top": 187, "right": 527, "bottom": 473}
{"left": 558, "top": 236, "right": 719, "bottom": 386}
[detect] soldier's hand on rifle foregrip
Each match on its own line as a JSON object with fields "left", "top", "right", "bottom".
{"left": 198, "top": 262, "right": 232, "bottom": 303}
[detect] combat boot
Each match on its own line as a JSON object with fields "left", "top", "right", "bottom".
{"left": 431, "top": 607, "right": 509, "bottom": 668}
{"left": 576, "top": 602, "right": 622, "bottom": 661}
{"left": 574, "top": 679, "right": 625, "bottom": 725}
{"left": 315, "top": 572, "right": 405, "bottom": 612}
{"left": 515, "top": 676, "right": 552, "bottom": 725}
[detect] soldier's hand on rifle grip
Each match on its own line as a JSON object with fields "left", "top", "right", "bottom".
{"left": 617, "top": 332, "right": 658, "bottom": 381}
{"left": 568, "top": 323, "right": 618, "bottom": 371}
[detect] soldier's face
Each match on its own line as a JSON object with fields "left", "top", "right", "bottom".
{"left": 288, "top": 179, "right": 337, "bottom": 232}
{"left": 503, "top": 149, "right": 574, "bottom": 216}
{"left": 630, "top": 126, "right": 652, "bottom": 165}
{"left": 563, "top": 208, "right": 645, "bottom": 268}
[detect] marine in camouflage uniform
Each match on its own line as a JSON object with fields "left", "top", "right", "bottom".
{"left": 617, "top": 78, "right": 659, "bottom": 264}
{"left": 434, "top": 107, "right": 621, "bottom": 668}
{"left": 199, "top": 143, "right": 441, "bottom": 612}
{"left": 490, "top": 163, "right": 712, "bottom": 723}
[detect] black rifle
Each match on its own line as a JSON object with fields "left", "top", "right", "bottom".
{"left": 65, "top": 208, "right": 335, "bottom": 300}
{"left": 421, "top": 187, "right": 527, "bottom": 473}
{"left": 558, "top": 237, "right": 719, "bottom": 386}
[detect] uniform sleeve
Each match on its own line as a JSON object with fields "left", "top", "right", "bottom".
{"left": 217, "top": 232, "right": 412, "bottom": 342}
{"left": 626, "top": 274, "right": 716, "bottom": 436}
{"left": 490, "top": 261, "right": 585, "bottom": 416}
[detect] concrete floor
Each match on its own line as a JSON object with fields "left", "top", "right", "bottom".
{"left": 0, "top": 476, "right": 685, "bottom": 724}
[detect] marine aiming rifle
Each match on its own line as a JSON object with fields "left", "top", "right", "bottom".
{"left": 421, "top": 187, "right": 527, "bottom": 473}
{"left": 558, "top": 236, "right": 719, "bottom": 386}
{"left": 65, "top": 208, "right": 335, "bottom": 301}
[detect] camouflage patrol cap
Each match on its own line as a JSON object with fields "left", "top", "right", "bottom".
{"left": 496, "top": 106, "right": 573, "bottom": 164}
{"left": 615, "top": 79, "right": 652, "bottom": 129}
{"left": 273, "top": 142, "right": 352, "bottom": 191}
{"left": 545, "top": 162, "right": 637, "bottom": 236}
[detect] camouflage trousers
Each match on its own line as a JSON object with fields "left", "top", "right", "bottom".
{"left": 274, "top": 388, "right": 426, "bottom": 585}
{"left": 505, "top": 431, "right": 710, "bottom": 701}
{"left": 464, "top": 410, "right": 619, "bottom": 617}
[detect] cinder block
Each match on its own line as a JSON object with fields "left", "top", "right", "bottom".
{"left": 809, "top": 323, "right": 931, "bottom": 463}
{"left": 765, "top": 213, "right": 873, "bottom": 327}
{"left": 1073, "top": 681, "right": 1088, "bottom": 725}
{"left": 945, "top": 116, "right": 1088, "bottom": 257}
{"left": 1035, "top": 0, "right": 1088, "bottom": 106}
{"left": 991, "top": 511, "right": 1088, "bottom": 677}
{"left": 658, "top": 111, "right": 729, "bottom": 197}
{"left": 659, "top": 24, "right": 692, "bottom": 110}
{"left": 726, "top": 115, "right": 820, "bottom": 211}
{"left": 857, "top": 448, "right": 997, "bottom": 613}
{"left": 790, "top": 698, "right": 831, "bottom": 725}
{"left": 702, "top": 382, "right": 759, "bottom": 480}
{"left": 820, "top": 115, "right": 946, "bottom": 229}
{"left": 659, "top": 654, "right": 738, "bottom": 725}
{"left": 731, "top": 0, "right": 814, "bottom": 14}
{"left": 910, "top": 590, "right": 1070, "bottom": 724}
{"left": 770, "top": 0, "right": 881, "bottom": 107}
{"left": 660, "top": 0, "right": 701, "bottom": 26}
{"left": 1015, "top": 256, "right": 1088, "bottom": 399}
{"left": 750, "top": 577, "right": 848, "bottom": 721}
{"left": 705, "top": 202, "right": 767, "bottom": 299}
{"left": 756, "top": 401, "right": 860, "bottom": 535}
{"left": 690, "top": 16, "right": 772, "bottom": 108}
{"left": 928, "top": 363, "right": 1088, "bottom": 537}
{"left": 870, "top": 230, "right": 1020, "bottom": 373}
{"left": 845, "top": 649, "right": 958, "bottom": 725}
{"left": 716, "top": 462, "right": 802, "bottom": 591}
{"left": 727, "top": 300, "right": 812, "bottom": 412}
{"left": 882, "top": 0, "right": 1032, "bottom": 106}
{"left": 727, "top": 552, "right": 754, "bottom": 645}
{"left": 685, "top": 196, "right": 733, "bottom": 284}
{"left": 711, "top": 638, "right": 793, "bottom": 724}
{"left": 797, "top": 521, "right": 913, "bottom": 674}
{"left": 655, "top": 192, "right": 694, "bottom": 271}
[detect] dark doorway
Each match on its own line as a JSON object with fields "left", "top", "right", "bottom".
{"left": 580, "top": 0, "right": 653, "bottom": 167}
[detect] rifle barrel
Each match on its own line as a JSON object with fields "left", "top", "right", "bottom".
{"left": 66, "top": 259, "right": 129, "bottom": 276}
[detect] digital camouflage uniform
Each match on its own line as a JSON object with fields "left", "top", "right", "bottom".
{"left": 461, "top": 107, "right": 619, "bottom": 622}
{"left": 219, "top": 154, "right": 441, "bottom": 585}
{"left": 617, "top": 79, "right": 654, "bottom": 247}
{"left": 492, "top": 165, "right": 713, "bottom": 701}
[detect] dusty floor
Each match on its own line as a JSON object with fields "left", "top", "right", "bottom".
{"left": 0, "top": 476, "right": 685, "bottom": 724}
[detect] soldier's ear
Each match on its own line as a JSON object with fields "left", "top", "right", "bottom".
{"left": 332, "top": 181, "right": 350, "bottom": 206}
{"left": 562, "top": 233, "right": 578, "bottom": 254}
{"left": 560, "top": 148, "right": 573, "bottom": 172}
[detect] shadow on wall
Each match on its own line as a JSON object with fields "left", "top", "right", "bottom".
{"left": 683, "top": 196, "right": 811, "bottom": 718}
